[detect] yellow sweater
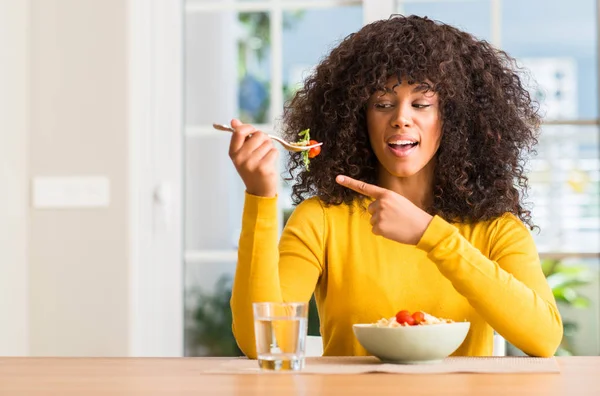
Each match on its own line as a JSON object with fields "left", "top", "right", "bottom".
{"left": 231, "top": 193, "right": 563, "bottom": 358}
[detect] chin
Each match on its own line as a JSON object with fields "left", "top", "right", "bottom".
{"left": 386, "top": 165, "right": 421, "bottom": 178}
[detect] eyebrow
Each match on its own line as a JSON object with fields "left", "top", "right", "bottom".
{"left": 384, "top": 82, "right": 433, "bottom": 94}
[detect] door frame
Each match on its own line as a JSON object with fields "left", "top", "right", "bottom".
{"left": 128, "top": 0, "right": 184, "bottom": 357}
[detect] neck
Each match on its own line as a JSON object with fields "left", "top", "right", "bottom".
{"left": 377, "top": 161, "right": 436, "bottom": 211}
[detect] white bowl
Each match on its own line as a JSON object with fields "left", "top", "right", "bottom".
{"left": 352, "top": 322, "right": 470, "bottom": 364}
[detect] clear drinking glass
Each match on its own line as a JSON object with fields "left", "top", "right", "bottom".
{"left": 252, "top": 302, "right": 308, "bottom": 371}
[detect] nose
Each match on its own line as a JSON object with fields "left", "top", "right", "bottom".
{"left": 391, "top": 106, "right": 413, "bottom": 128}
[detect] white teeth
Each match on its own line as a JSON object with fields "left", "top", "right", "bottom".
{"left": 389, "top": 140, "right": 417, "bottom": 145}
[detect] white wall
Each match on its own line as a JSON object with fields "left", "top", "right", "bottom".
{"left": 0, "top": 0, "right": 30, "bottom": 356}
{"left": 27, "top": 0, "right": 129, "bottom": 356}
{"left": 0, "top": 0, "right": 182, "bottom": 358}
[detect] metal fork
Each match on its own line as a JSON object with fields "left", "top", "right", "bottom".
{"left": 212, "top": 123, "right": 323, "bottom": 152}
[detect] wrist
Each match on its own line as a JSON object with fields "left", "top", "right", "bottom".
{"left": 413, "top": 213, "right": 434, "bottom": 244}
{"left": 245, "top": 188, "right": 277, "bottom": 198}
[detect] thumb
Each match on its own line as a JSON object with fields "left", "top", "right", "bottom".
{"left": 231, "top": 118, "right": 242, "bottom": 128}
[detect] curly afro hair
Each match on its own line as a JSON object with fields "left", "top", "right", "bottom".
{"left": 281, "top": 14, "right": 540, "bottom": 229}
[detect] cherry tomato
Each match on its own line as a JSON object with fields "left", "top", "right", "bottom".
{"left": 395, "top": 310, "right": 415, "bottom": 326}
{"left": 412, "top": 311, "right": 425, "bottom": 325}
{"left": 307, "top": 140, "right": 321, "bottom": 159}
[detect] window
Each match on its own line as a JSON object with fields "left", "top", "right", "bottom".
{"left": 182, "top": 0, "right": 600, "bottom": 357}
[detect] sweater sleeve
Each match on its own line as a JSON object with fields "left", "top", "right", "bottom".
{"left": 230, "top": 193, "right": 325, "bottom": 358}
{"left": 416, "top": 214, "right": 563, "bottom": 357}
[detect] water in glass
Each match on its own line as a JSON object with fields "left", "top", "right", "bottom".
{"left": 253, "top": 302, "right": 308, "bottom": 371}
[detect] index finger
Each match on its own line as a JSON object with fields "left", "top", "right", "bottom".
{"left": 335, "top": 175, "right": 387, "bottom": 198}
{"left": 228, "top": 118, "right": 257, "bottom": 155}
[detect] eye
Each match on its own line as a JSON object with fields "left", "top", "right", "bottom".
{"left": 413, "top": 103, "right": 431, "bottom": 109}
{"left": 374, "top": 103, "right": 394, "bottom": 109}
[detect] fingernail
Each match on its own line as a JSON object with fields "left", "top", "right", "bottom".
{"left": 336, "top": 176, "right": 344, "bottom": 183}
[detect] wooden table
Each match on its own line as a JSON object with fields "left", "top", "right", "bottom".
{"left": 1, "top": 357, "right": 598, "bottom": 395}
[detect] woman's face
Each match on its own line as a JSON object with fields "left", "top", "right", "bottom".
{"left": 366, "top": 77, "right": 443, "bottom": 179}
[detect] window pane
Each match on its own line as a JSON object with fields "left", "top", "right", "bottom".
{"left": 282, "top": 7, "right": 363, "bottom": 102}
{"left": 185, "top": 11, "right": 271, "bottom": 125}
{"left": 507, "top": 256, "right": 600, "bottom": 356}
{"left": 529, "top": 125, "right": 600, "bottom": 253}
{"left": 541, "top": 257, "right": 600, "bottom": 356}
{"left": 282, "top": 0, "right": 359, "bottom": 3}
{"left": 502, "top": 0, "right": 597, "bottom": 119}
{"left": 563, "top": 257, "right": 600, "bottom": 356}
{"left": 186, "top": 0, "right": 264, "bottom": 5}
{"left": 398, "top": 0, "right": 492, "bottom": 42}
{"left": 280, "top": 6, "right": 363, "bottom": 206}
{"left": 185, "top": 134, "right": 246, "bottom": 251}
{"left": 238, "top": 12, "right": 272, "bottom": 123}
{"left": 184, "top": 261, "right": 239, "bottom": 357}
{"left": 186, "top": 0, "right": 224, "bottom": 4}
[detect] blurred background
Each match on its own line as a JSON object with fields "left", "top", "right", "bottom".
{"left": 1, "top": 0, "right": 598, "bottom": 358}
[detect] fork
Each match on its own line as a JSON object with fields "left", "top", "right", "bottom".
{"left": 212, "top": 123, "right": 323, "bottom": 152}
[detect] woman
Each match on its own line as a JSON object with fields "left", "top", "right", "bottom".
{"left": 227, "top": 15, "right": 562, "bottom": 358}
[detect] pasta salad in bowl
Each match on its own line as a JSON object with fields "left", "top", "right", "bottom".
{"left": 353, "top": 310, "right": 470, "bottom": 364}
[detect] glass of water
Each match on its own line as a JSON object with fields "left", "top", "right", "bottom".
{"left": 252, "top": 302, "right": 309, "bottom": 371}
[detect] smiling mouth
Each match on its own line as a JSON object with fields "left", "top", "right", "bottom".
{"left": 387, "top": 141, "right": 419, "bottom": 157}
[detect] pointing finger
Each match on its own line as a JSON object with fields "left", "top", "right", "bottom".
{"left": 335, "top": 175, "right": 387, "bottom": 199}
